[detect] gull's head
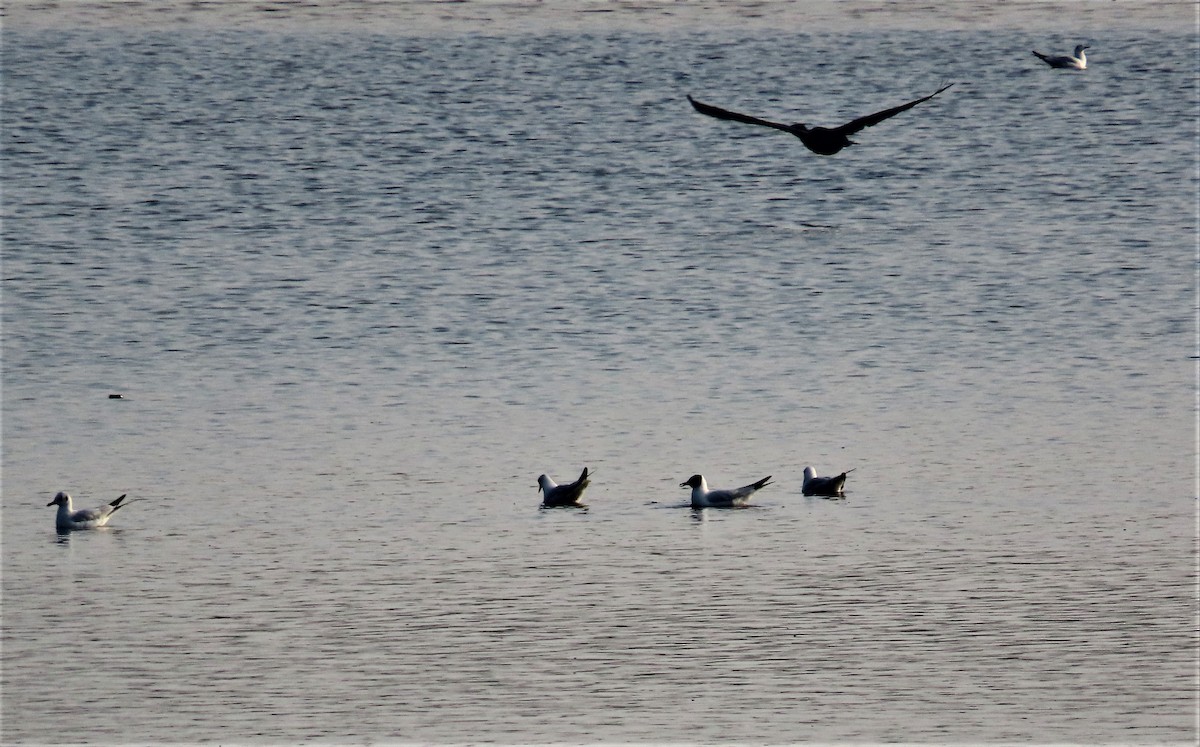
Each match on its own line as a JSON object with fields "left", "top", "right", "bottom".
{"left": 47, "top": 491, "right": 70, "bottom": 507}
{"left": 802, "top": 466, "right": 816, "bottom": 481}
{"left": 680, "top": 474, "right": 705, "bottom": 490}
{"left": 1075, "top": 44, "right": 1090, "bottom": 54}
{"left": 536, "top": 475, "right": 554, "bottom": 493}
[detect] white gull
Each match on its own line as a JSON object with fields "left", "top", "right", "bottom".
{"left": 1032, "top": 44, "right": 1089, "bottom": 70}
{"left": 47, "top": 491, "right": 129, "bottom": 532}
{"left": 680, "top": 474, "right": 772, "bottom": 508}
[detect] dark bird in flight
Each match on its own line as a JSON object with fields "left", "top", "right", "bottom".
{"left": 1032, "top": 44, "right": 1089, "bottom": 70}
{"left": 687, "top": 84, "right": 954, "bottom": 156}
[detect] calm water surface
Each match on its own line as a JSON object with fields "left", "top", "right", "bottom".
{"left": 2, "top": 1, "right": 1196, "bottom": 744}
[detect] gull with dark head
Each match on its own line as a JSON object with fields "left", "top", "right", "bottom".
{"left": 802, "top": 466, "right": 854, "bottom": 498}
{"left": 687, "top": 84, "right": 954, "bottom": 156}
{"left": 680, "top": 474, "right": 772, "bottom": 508}
{"left": 1032, "top": 44, "right": 1089, "bottom": 70}
{"left": 47, "top": 491, "right": 130, "bottom": 532}
{"left": 538, "top": 467, "right": 591, "bottom": 507}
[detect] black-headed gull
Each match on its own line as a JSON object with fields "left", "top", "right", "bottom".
{"left": 47, "top": 491, "right": 129, "bottom": 532}
{"left": 802, "top": 466, "right": 853, "bottom": 497}
{"left": 687, "top": 84, "right": 954, "bottom": 156}
{"left": 538, "top": 467, "right": 591, "bottom": 507}
{"left": 1032, "top": 44, "right": 1089, "bottom": 70}
{"left": 680, "top": 474, "right": 772, "bottom": 508}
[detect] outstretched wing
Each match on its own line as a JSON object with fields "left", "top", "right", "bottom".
{"left": 688, "top": 95, "right": 793, "bottom": 133}
{"left": 834, "top": 84, "right": 953, "bottom": 136}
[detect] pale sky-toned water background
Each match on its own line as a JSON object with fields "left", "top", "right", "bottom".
{"left": 2, "top": 1, "right": 1197, "bottom": 744}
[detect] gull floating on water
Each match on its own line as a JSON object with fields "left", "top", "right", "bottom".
{"left": 47, "top": 491, "right": 129, "bottom": 532}
{"left": 538, "top": 467, "right": 591, "bottom": 507}
{"left": 680, "top": 474, "right": 772, "bottom": 508}
{"left": 687, "top": 84, "right": 954, "bottom": 156}
{"left": 802, "top": 466, "right": 853, "bottom": 498}
{"left": 1032, "top": 44, "right": 1089, "bottom": 70}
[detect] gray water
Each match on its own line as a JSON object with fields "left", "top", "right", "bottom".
{"left": 2, "top": 2, "right": 1196, "bottom": 744}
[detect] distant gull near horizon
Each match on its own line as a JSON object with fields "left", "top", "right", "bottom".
{"left": 687, "top": 83, "right": 954, "bottom": 156}
{"left": 538, "top": 467, "right": 591, "bottom": 507}
{"left": 47, "top": 491, "right": 130, "bottom": 532}
{"left": 1032, "top": 44, "right": 1089, "bottom": 69}
{"left": 681, "top": 474, "right": 772, "bottom": 508}
{"left": 802, "top": 466, "right": 853, "bottom": 498}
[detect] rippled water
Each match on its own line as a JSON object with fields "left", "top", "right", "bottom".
{"left": 2, "top": 2, "right": 1196, "bottom": 744}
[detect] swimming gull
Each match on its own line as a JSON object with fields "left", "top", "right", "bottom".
{"left": 801, "top": 466, "right": 853, "bottom": 497}
{"left": 687, "top": 84, "right": 954, "bottom": 156}
{"left": 47, "top": 491, "right": 129, "bottom": 532}
{"left": 680, "top": 474, "right": 772, "bottom": 508}
{"left": 1032, "top": 45, "right": 1089, "bottom": 70}
{"left": 538, "top": 467, "right": 591, "bottom": 507}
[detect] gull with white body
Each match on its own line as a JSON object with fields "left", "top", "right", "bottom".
{"left": 1032, "top": 44, "right": 1089, "bottom": 70}
{"left": 47, "top": 491, "right": 130, "bottom": 532}
{"left": 680, "top": 474, "right": 772, "bottom": 508}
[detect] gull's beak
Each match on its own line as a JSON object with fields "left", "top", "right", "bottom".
{"left": 679, "top": 481, "right": 688, "bottom": 488}
{"left": 46, "top": 498, "right": 57, "bottom": 506}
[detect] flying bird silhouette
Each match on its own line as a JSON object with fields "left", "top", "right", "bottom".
{"left": 1032, "top": 44, "right": 1089, "bottom": 70}
{"left": 687, "top": 84, "right": 954, "bottom": 156}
